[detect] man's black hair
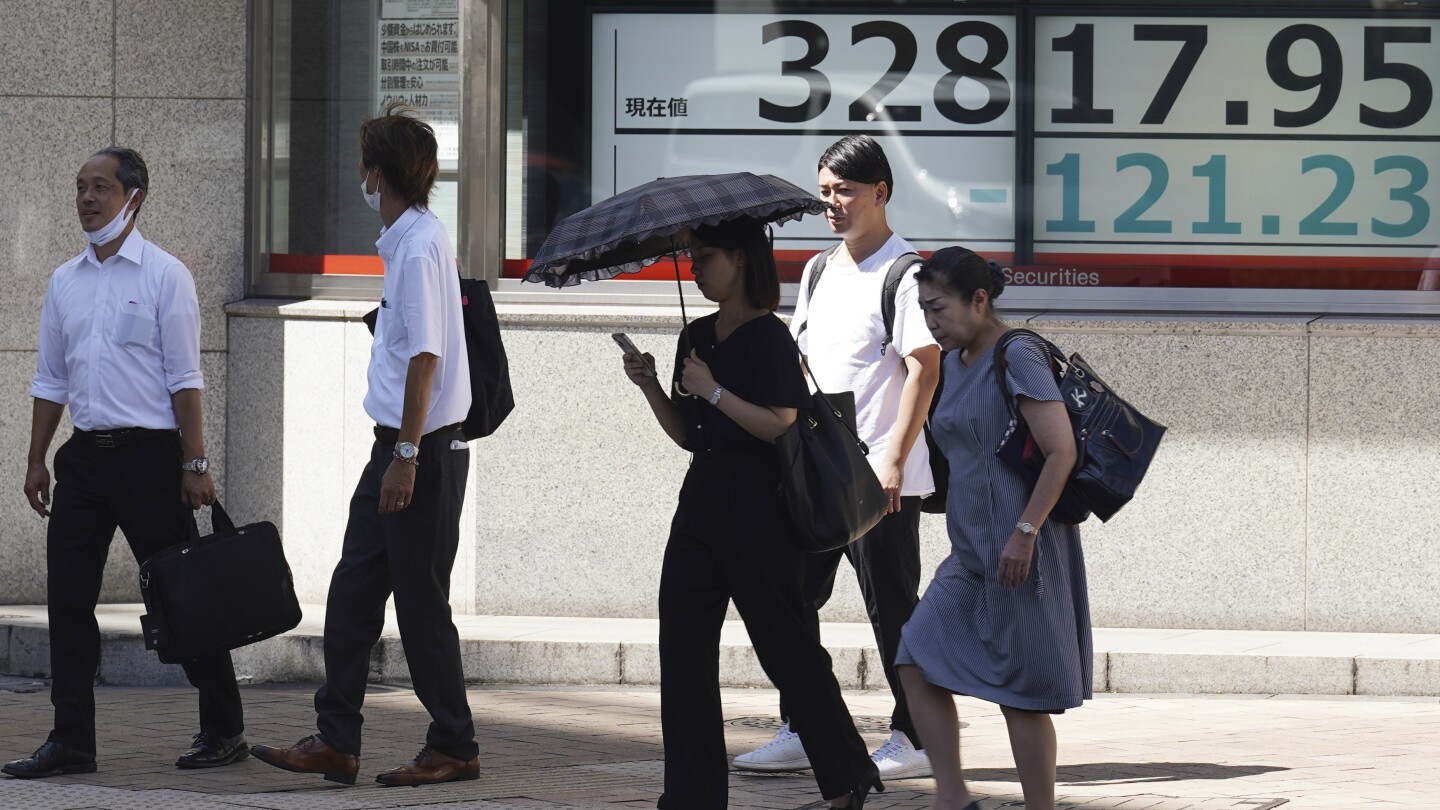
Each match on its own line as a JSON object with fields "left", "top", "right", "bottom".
{"left": 90, "top": 147, "right": 149, "bottom": 193}
{"left": 817, "top": 134, "right": 895, "bottom": 203}
{"left": 89, "top": 147, "right": 149, "bottom": 217}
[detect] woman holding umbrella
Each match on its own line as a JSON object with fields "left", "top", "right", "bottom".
{"left": 621, "top": 216, "right": 882, "bottom": 809}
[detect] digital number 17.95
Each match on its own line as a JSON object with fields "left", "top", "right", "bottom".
{"left": 1052, "top": 22, "right": 1433, "bottom": 128}
{"left": 1046, "top": 152, "right": 1430, "bottom": 238}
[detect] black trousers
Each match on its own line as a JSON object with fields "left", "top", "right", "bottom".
{"left": 781, "top": 496, "right": 924, "bottom": 749}
{"left": 658, "top": 452, "right": 875, "bottom": 809}
{"left": 314, "top": 426, "right": 475, "bottom": 760}
{"left": 46, "top": 432, "right": 244, "bottom": 755}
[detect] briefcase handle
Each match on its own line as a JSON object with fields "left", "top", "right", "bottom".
{"left": 182, "top": 501, "right": 241, "bottom": 545}
{"left": 209, "top": 501, "right": 239, "bottom": 537}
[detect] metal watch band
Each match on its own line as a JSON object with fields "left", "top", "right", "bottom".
{"left": 708, "top": 386, "right": 724, "bottom": 406}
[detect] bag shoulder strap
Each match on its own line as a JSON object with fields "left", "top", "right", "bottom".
{"left": 879, "top": 252, "right": 923, "bottom": 356}
{"left": 795, "top": 245, "right": 841, "bottom": 337}
{"left": 786, "top": 331, "right": 869, "bottom": 453}
{"left": 993, "top": 329, "right": 1067, "bottom": 418}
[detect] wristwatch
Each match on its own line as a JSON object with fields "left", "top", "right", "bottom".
{"left": 1016, "top": 521, "right": 1039, "bottom": 537}
{"left": 708, "top": 386, "right": 725, "bottom": 406}
{"left": 394, "top": 442, "right": 420, "bottom": 465}
{"left": 181, "top": 457, "right": 210, "bottom": 475}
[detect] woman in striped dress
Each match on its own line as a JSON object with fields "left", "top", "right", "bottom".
{"left": 897, "top": 247, "right": 1092, "bottom": 810}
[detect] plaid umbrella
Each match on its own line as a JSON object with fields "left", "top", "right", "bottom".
{"left": 523, "top": 172, "right": 830, "bottom": 287}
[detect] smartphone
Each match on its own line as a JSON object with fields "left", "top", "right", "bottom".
{"left": 612, "top": 333, "right": 656, "bottom": 377}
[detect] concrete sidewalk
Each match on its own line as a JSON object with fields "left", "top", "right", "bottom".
{"left": 2, "top": 605, "right": 1439, "bottom": 696}
{"left": 0, "top": 678, "right": 1436, "bottom": 809}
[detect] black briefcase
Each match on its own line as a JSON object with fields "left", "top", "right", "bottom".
{"left": 139, "top": 502, "right": 302, "bottom": 664}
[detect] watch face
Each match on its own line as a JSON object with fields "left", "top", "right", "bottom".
{"left": 397, "top": 443, "right": 418, "bottom": 459}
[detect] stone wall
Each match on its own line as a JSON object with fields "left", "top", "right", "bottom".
{"left": 225, "top": 305, "right": 1440, "bottom": 633}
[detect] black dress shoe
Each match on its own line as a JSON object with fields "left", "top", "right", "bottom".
{"left": 175, "top": 732, "right": 249, "bottom": 769}
{"left": 1, "top": 741, "right": 97, "bottom": 779}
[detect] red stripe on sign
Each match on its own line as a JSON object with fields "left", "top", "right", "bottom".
{"left": 503, "top": 250, "right": 1017, "bottom": 284}
{"left": 269, "top": 254, "right": 385, "bottom": 275}
{"left": 1017, "top": 255, "right": 1433, "bottom": 290}
{"left": 1032, "top": 252, "right": 1434, "bottom": 270}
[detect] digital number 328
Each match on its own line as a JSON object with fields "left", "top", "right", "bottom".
{"left": 758, "top": 20, "right": 1012, "bottom": 125}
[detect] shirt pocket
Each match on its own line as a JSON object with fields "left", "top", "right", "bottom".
{"left": 375, "top": 303, "right": 402, "bottom": 349}
{"left": 114, "top": 302, "right": 156, "bottom": 346}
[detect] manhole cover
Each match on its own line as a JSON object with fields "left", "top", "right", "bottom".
{"left": 727, "top": 715, "right": 966, "bottom": 734}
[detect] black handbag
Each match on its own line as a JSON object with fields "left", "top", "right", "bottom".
{"left": 994, "top": 329, "right": 1167, "bottom": 524}
{"left": 776, "top": 346, "right": 888, "bottom": 553}
{"left": 139, "top": 502, "right": 302, "bottom": 664}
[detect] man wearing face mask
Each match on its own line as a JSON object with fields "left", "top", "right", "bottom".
{"left": 251, "top": 102, "right": 475, "bottom": 787}
{"left": 4, "top": 148, "right": 246, "bottom": 779}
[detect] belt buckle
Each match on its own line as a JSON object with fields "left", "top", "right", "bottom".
{"left": 96, "top": 434, "right": 115, "bottom": 448}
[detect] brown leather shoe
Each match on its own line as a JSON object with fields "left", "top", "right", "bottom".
{"left": 375, "top": 746, "right": 479, "bottom": 786}
{"left": 250, "top": 735, "right": 359, "bottom": 785}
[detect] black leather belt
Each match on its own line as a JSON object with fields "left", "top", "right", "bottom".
{"left": 73, "top": 428, "right": 178, "bottom": 449}
{"left": 373, "top": 423, "right": 464, "bottom": 444}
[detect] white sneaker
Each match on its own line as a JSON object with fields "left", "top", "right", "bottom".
{"left": 732, "top": 723, "right": 813, "bottom": 772}
{"left": 870, "top": 730, "right": 932, "bottom": 779}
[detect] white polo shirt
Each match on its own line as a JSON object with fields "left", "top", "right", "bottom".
{"left": 792, "top": 234, "right": 938, "bottom": 497}
{"left": 364, "top": 207, "right": 471, "bottom": 433}
{"left": 30, "top": 228, "right": 203, "bottom": 431}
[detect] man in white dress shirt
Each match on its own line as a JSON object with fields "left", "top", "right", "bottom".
{"left": 4, "top": 148, "right": 246, "bottom": 779}
{"left": 252, "top": 103, "right": 476, "bottom": 788}
{"left": 735, "top": 135, "right": 941, "bottom": 780}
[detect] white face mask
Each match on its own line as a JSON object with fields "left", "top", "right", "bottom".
{"left": 361, "top": 170, "right": 382, "bottom": 211}
{"left": 85, "top": 188, "right": 140, "bottom": 246}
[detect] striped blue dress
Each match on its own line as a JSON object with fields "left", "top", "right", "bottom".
{"left": 896, "top": 335, "right": 1093, "bottom": 712}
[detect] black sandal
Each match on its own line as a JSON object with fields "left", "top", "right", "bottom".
{"left": 831, "top": 777, "right": 885, "bottom": 809}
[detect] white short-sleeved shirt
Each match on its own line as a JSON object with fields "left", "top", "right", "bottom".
{"left": 30, "top": 228, "right": 204, "bottom": 431}
{"left": 791, "top": 234, "right": 939, "bottom": 496}
{"left": 364, "top": 207, "right": 471, "bottom": 432}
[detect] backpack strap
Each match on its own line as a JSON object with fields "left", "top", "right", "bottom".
{"left": 794, "top": 245, "right": 841, "bottom": 338}
{"left": 879, "top": 252, "right": 923, "bottom": 356}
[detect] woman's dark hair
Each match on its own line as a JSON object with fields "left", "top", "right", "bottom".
{"left": 914, "top": 246, "right": 1005, "bottom": 308}
{"left": 359, "top": 100, "right": 439, "bottom": 209}
{"left": 818, "top": 134, "right": 895, "bottom": 203}
{"left": 690, "top": 217, "right": 780, "bottom": 311}
{"left": 90, "top": 146, "right": 148, "bottom": 217}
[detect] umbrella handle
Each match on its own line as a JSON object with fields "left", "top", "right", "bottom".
{"left": 670, "top": 237, "right": 690, "bottom": 344}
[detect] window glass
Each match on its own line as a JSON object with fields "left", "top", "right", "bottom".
{"left": 258, "top": 0, "right": 462, "bottom": 283}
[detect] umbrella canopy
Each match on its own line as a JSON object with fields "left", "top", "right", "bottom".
{"left": 523, "top": 172, "right": 831, "bottom": 288}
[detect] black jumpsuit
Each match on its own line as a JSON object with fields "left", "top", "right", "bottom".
{"left": 657, "top": 312, "right": 876, "bottom": 809}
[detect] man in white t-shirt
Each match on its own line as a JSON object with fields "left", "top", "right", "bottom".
{"left": 735, "top": 136, "right": 941, "bottom": 780}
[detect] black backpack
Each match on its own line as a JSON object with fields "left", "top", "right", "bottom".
{"left": 362, "top": 276, "right": 514, "bottom": 440}
{"left": 456, "top": 277, "right": 514, "bottom": 439}
{"left": 795, "top": 245, "right": 924, "bottom": 356}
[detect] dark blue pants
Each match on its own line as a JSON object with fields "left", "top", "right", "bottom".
{"left": 46, "top": 432, "right": 243, "bottom": 755}
{"left": 784, "top": 497, "right": 925, "bottom": 749}
{"left": 657, "top": 452, "right": 874, "bottom": 809}
{"left": 314, "top": 426, "right": 475, "bottom": 760}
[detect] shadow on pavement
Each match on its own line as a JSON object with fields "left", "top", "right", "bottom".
{"left": 966, "top": 762, "right": 1289, "bottom": 786}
